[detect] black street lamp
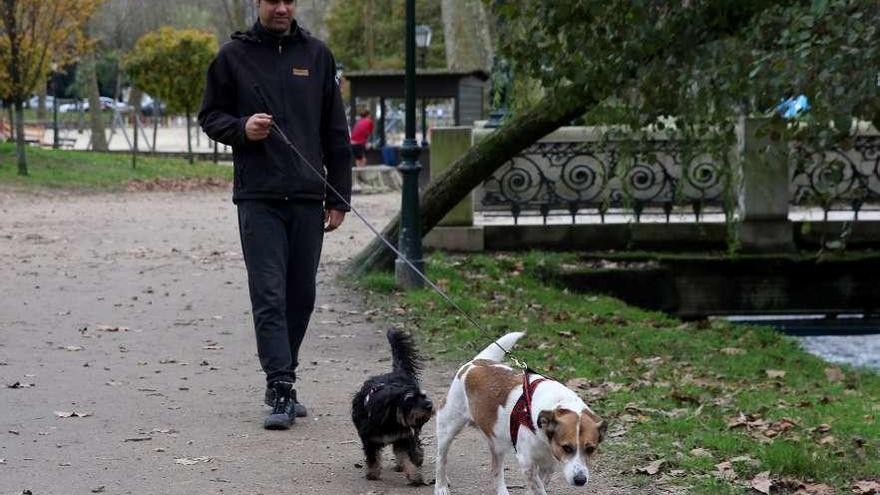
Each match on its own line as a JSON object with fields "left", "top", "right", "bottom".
{"left": 396, "top": 0, "right": 425, "bottom": 289}
{"left": 415, "top": 24, "right": 432, "bottom": 147}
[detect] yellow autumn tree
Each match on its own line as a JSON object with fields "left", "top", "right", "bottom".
{"left": 0, "top": 0, "right": 103, "bottom": 175}
{"left": 124, "top": 27, "right": 217, "bottom": 164}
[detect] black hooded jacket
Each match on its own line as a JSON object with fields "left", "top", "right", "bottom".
{"left": 198, "top": 21, "right": 352, "bottom": 209}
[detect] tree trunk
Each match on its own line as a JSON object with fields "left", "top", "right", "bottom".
{"left": 152, "top": 104, "right": 159, "bottom": 153}
{"left": 7, "top": 103, "right": 15, "bottom": 142}
{"left": 130, "top": 88, "right": 143, "bottom": 169}
{"left": 348, "top": 84, "right": 597, "bottom": 274}
{"left": 186, "top": 111, "right": 193, "bottom": 164}
{"left": 37, "top": 83, "right": 48, "bottom": 121}
{"left": 84, "top": 52, "right": 108, "bottom": 151}
{"left": 441, "top": 0, "right": 493, "bottom": 72}
{"left": 15, "top": 99, "right": 28, "bottom": 176}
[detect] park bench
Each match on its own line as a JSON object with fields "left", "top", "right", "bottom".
{"left": 20, "top": 124, "right": 77, "bottom": 149}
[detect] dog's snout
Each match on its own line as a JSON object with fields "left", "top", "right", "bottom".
{"left": 573, "top": 473, "right": 587, "bottom": 486}
{"left": 425, "top": 400, "right": 433, "bottom": 411}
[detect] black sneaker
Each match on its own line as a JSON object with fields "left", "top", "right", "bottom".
{"left": 265, "top": 384, "right": 308, "bottom": 417}
{"left": 264, "top": 381, "right": 295, "bottom": 430}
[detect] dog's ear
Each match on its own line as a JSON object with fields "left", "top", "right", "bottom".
{"left": 537, "top": 410, "right": 558, "bottom": 439}
{"left": 584, "top": 409, "right": 607, "bottom": 443}
{"left": 597, "top": 420, "right": 608, "bottom": 443}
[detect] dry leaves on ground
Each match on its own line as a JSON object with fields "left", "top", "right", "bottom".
{"left": 126, "top": 178, "right": 230, "bottom": 192}
{"left": 636, "top": 459, "right": 666, "bottom": 476}
{"left": 776, "top": 479, "right": 835, "bottom": 495}
{"left": 750, "top": 471, "right": 772, "bottom": 494}
{"left": 715, "top": 461, "right": 737, "bottom": 481}
{"left": 853, "top": 480, "right": 880, "bottom": 495}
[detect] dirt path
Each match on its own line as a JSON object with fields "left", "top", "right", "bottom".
{"left": 0, "top": 190, "right": 639, "bottom": 495}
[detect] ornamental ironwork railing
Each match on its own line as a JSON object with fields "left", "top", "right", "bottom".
{"left": 476, "top": 134, "right": 880, "bottom": 224}
{"left": 789, "top": 135, "right": 880, "bottom": 219}
{"left": 475, "top": 139, "right": 731, "bottom": 223}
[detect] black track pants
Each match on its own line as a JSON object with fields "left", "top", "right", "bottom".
{"left": 237, "top": 200, "right": 324, "bottom": 384}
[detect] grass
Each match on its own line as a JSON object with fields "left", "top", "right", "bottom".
{"left": 356, "top": 252, "right": 880, "bottom": 493}
{"left": 0, "top": 142, "right": 231, "bottom": 191}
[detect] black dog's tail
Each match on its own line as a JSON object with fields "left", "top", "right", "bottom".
{"left": 387, "top": 329, "right": 422, "bottom": 378}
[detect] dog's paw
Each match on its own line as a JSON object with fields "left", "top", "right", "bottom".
{"left": 407, "top": 473, "right": 425, "bottom": 486}
{"left": 365, "top": 471, "right": 381, "bottom": 481}
{"left": 393, "top": 464, "right": 404, "bottom": 472}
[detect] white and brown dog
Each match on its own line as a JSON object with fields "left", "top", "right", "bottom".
{"left": 434, "top": 332, "right": 606, "bottom": 495}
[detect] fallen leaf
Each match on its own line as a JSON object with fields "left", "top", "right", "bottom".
{"left": 824, "top": 367, "right": 845, "bottom": 382}
{"left": 91, "top": 487, "right": 106, "bottom": 493}
{"left": 750, "top": 471, "right": 772, "bottom": 494}
{"left": 96, "top": 325, "right": 129, "bottom": 332}
{"left": 59, "top": 345, "right": 84, "bottom": 352}
{"left": 765, "top": 369, "right": 786, "bottom": 379}
{"left": 727, "top": 413, "right": 749, "bottom": 429}
{"left": 715, "top": 461, "right": 737, "bottom": 481}
{"left": 6, "top": 382, "right": 34, "bottom": 389}
{"left": 201, "top": 345, "right": 224, "bottom": 350}
{"left": 720, "top": 347, "right": 745, "bottom": 355}
{"left": 689, "top": 448, "right": 713, "bottom": 458}
{"left": 0, "top": 458, "right": 6, "bottom": 464}
{"left": 818, "top": 435, "right": 835, "bottom": 445}
{"left": 853, "top": 480, "right": 880, "bottom": 495}
{"left": 565, "top": 378, "right": 590, "bottom": 390}
{"left": 174, "top": 456, "right": 211, "bottom": 466}
{"left": 799, "top": 482, "right": 834, "bottom": 495}
{"left": 636, "top": 459, "right": 665, "bottom": 475}
{"left": 123, "top": 437, "right": 152, "bottom": 442}
{"left": 54, "top": 411, "right": 91, "bottom": 418}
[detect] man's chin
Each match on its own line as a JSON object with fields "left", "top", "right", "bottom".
{"left": 270, "top": 20, "right": 291, "bottom": 32}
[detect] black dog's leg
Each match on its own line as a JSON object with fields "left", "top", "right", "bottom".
{"left": 410, "top": 435, "right": 425, "bottom": 467}
{"left": 393, "top": 438, "right": 424, "bottom": 485}
{"left": 364, "top": 441, "right": 383, "bottom": 480}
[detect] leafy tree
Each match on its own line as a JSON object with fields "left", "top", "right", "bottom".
{"left": 351, "top": 0, "right": 880, "bottom": 273}
{"left": 0, "top": 0, "right": 103, "bottom": 175}
{"left": 124, "top": 27, "right": 217, "bottom": 164}
{"left": 327, "top": 0, "right": 445, "bottom": 70}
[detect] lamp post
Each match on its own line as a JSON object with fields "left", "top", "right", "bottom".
{"left": 415, "top": 24, "right": 432, "bottom": 147}
{"left": 395, "top": 0, "right": 425, "bottom": 289}
{"left": 51, "top": 63, "right": 59, "bottom": 149}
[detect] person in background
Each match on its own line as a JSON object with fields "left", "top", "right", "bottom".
{"left": 350, "top": 109, "right": 374, "bottom": 167}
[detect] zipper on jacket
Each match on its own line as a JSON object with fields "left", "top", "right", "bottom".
{"left": 278, "top": 42, "right": 282, "bottom": 54}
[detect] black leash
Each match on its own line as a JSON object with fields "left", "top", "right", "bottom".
{"left": 251, "top": 84, "right": 553, "bottom": 376}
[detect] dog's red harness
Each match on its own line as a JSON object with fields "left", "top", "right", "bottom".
{"left": 510, "top": 372, "right": 546, "bottom": 450}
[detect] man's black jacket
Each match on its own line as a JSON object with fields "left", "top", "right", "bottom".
{"left": 198, "top": 21, "right": 352, "bottom": 209}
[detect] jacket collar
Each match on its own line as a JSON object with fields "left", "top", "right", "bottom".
{"left": 232, "top": 20, "right": 304, "bottom": 45}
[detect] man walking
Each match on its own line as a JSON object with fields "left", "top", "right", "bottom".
{"left": 198, "top": 0, "right": 352, "bottom": 430}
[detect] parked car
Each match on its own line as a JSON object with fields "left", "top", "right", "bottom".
{"left": 57, "top": 99, "right": 87, "bottom": 113}
{"left": 140, "top": 100, "right": 166, "bottom": 117}
{"left": 26, "top": 95, "right": 56, "bottom": 110}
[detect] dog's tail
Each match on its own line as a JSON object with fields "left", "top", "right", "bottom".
{"left": 473, "top": 331, "right": 526, "bottom": 362}
{"left": 387, "top": 329, "right": 422, "bottom": 378}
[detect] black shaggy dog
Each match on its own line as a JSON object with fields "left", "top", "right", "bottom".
{"left": 351, "top": 329, "right": 434, "bottom": 485}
